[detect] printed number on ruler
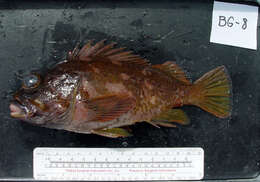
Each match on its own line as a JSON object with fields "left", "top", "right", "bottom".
{"left": 33, "top": 147, "right": 204, "bottom": 181}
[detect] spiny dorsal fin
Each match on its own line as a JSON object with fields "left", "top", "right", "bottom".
{"left": 153, "top": 61, "right": 191, "bottom": 84}
{"left": 68, "top": 40, "right": 150, "bottom": 66}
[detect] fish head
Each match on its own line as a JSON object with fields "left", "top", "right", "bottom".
{"left": 10, "top": 69, "right": 80, "bottom": 126}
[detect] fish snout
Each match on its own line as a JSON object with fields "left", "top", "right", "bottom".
{"left": 9, "top": 102, "right": 27, "bottom": 118}
{"left": 10, "top": 94, "right": 32, "bottom": 119}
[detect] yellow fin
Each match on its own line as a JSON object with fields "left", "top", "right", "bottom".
{"left": 151, "top": 121, "right": 177, "bottom": 128}
{"left": 152, "top": 109, "right": 190, "bottom": 126}
{"left": 92, "top": 128, "right": 132, "bottom": 138}
{"left": 145, "top": 121, "right": 160, "bottom": 128}
{"left": 153, "top": 61, "right": 191, "bottom": 84}
{"left": 188, "top": 66, "right": 232, "bottom": 118}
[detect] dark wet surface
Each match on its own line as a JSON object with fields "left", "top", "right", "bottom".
{"left": 0, "top": 0, "right": 259, "bottom": 180}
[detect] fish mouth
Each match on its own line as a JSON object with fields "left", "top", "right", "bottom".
{"left": 9, "top": 102, "right": 27, "bottom": 118}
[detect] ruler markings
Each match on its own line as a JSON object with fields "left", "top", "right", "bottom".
{"left": 34, "top": 147, "right": 204, "bottom": 181}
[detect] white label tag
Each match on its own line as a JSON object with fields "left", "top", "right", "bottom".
{"left": 210, "top": 1, "right": 258, "bottom": 50}
{"left": 33, "top": 147, "right": 204, "bottom": 181}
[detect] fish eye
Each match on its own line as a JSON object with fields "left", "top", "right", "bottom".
{"left": 22, "top": 73, "right": 41, "bottom": 89}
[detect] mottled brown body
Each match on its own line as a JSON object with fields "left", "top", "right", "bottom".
{"left": 58, "top": 59, "right": 187, "bottom": 133}
{"left": 10, "top": 40, "right": 232, "bottom": 138}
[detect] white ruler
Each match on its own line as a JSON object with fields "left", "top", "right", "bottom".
{"left": 33, "top": 147, "right": 204, "bottom": 181}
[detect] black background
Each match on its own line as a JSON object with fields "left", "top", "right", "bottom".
{"left": 0, "top": 0, "right": 259, "bottom": 180}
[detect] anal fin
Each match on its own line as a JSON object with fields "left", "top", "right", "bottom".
{"left": 145, "top": 121, "right": 160, "bottom": 128}
{"left": 152, "top": 109, "right": 190, "bottom": 127}
{"left": 152, "top": 121, "right": 177, "bottom": 128}
{"left": 92, "top": 128, "right": 132, "bottom": 138}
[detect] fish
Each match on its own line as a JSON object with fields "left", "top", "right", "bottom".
{"left": 9, "top": 40, "right": 232, "bottom": 138}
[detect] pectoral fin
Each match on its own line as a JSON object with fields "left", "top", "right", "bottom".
{"left": 152, "top": 109, "right": 190, "bottom": 127}
{"left": 92, "top": 128, "right": 132, "bottom": 138}
{"left": 86, "top": 94, "right": 135, "bottom": 122}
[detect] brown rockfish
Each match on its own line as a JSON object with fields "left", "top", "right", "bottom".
{"left": 10, "top": 40, "right": 232, "bottom": 138}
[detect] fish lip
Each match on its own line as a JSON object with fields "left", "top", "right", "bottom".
{"left": 9, "top": 102, "right": 27, "bottom": 118}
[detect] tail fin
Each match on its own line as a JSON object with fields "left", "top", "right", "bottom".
{"left": 188, "top": 66, "right": 232, "bottom": 118}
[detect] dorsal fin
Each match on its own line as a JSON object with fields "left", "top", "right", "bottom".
{"left": 153, "top": 61, "right": 191, "bottom": 84}
{"left": 68, "top": 40, "right": 150, "bottom": 66}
